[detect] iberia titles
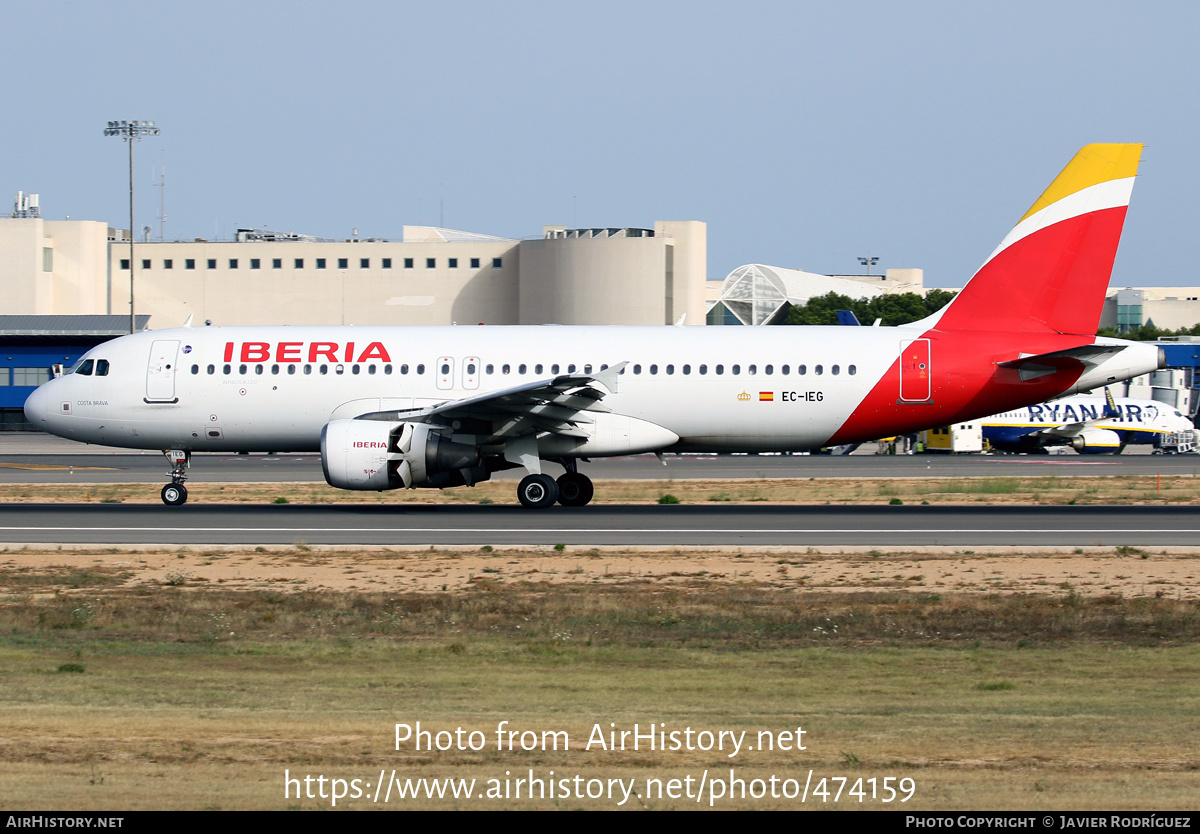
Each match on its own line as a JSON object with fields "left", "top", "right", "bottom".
{"left": 222, "top": 341, "right": 392, "bottom": 364}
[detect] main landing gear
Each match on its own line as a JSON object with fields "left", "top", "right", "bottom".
{"left": 515, "top": 461, "right": 594, "bottom": 509}
{"left": 161, "top": 450, "right": 190, "bottom": 506}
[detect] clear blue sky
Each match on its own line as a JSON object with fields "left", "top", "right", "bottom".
{"left": 6, "top": 1, "right": 1198, "bottom": 287}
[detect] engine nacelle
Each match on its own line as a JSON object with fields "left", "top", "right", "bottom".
{"left": 321, "top": 419, "right": 484, "bottom": 490}
{"left": 1070, "top": 427, "right": 1123, "bottom": 454}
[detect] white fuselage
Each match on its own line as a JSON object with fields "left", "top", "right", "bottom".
{"left": 26, "top": 325, "right": 906, "bottom": 454}
{"left": 24, "top": 324, "right": 1163, "bottom": 460}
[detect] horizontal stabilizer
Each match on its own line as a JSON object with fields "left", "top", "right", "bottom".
{"left": 997, "top": 344, "right": 1125, "bottom": 381}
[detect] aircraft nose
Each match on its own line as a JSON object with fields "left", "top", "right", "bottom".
{"left": 23, "top": 383, "right": 53, "bottom": 429}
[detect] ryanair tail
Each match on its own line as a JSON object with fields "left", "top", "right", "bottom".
{"left": 933, "top": 143, "right": 1142, "bottom": 336}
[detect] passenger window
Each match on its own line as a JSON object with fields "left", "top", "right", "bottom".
{"left": 815, "top": 365, "right": 824, "bottom": 375}
{"left": 207, "top": 364, "right": 215, "bottom": 375}
{"left": 682, "top": 364, "right": 691, "bottom": 375}
{"left": 485, "top": 364, "right": 494, "bottom": 374}
{"left": 732, "top": 364, "right": 740, "bottom": 375}
{"left": 384, "top": 365, "right": 392, "bottom": 375}
{"left": 271, "top": 364, "right": 279, "bottom": 375}
{"left": 535, "top": 364, "right": 543, "bottom": 374}
{"left": 715, "top": 365, "right": 724, "bottom": 375}
{"left": 223, "top": 364, "right": 232, "bottom": 375}
{"left": 781, "top": 365, "right": 789, "bottom": 375}
{"left": 699, "top": 364, "right": 707, "bottom": 375}
{"left": 584, "top": 364, "right": 593, "bottom": 374}
{"left": 320, "top": 365, "right": 328, "bottom": 375}
{"left": 368, "top": 365, "right": 376, "bottom": 375}
{"left": 255, "top": 364, "right": 264, "bottom": 375}
{"left": 503, "top": 364, "right": 511, "bottom": 374}
{"left": 76, "top": 359, "right": 94, "bottom": 376}
{"left": 287, "top": 365, "right": 296, "bottom": 375}
{"left": 519, "top": 364, "right": 527, "bottom": 374}
{"left": 633, "top": 364, "right": 642, "bottom": 374}
{"left": 649, "top": 364, "right": 658, "bottom": 374}
{"left": 352, "top": 365, "right": 361, "bottom": 375}
{"left": 764, "top": 365, "right": 773, "bottom": 375}
{"left": 416, "top": 364, "right": 425, "bottom": 374}
{"left": 551, "top": 364, "right": 560, "bottom": 374}
{"left": 191, "top": 364, "right": 199, "bottom": 375}
{"left": 401, "top": 364, "right": 409, "bottom": 374}
{"left": 832, "top": 365, "right": 840, "bottom": 375}
{"left": 798, "top": 365, "right": 807, "bottom": 375}
{"left": 568, "top": 364, "right": 576, "bottom": 373}
{"left": 303, "top": 364, "right": 312, "bottom": 375}
{"left": 239, "top": 364, "right": 248, "bottom": 375}
{"left": 849, "top": 365, "right": 857, "bottom": 375}
{"left": 748, "top": 364, "right": 757, "bottom": 375}
{"left": 335, "top": 364, "right": 345, "bottom": 375}
{"left": 666, "top": 364, "right": 674, "bottom": 375}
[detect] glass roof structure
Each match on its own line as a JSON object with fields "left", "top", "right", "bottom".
{"left": 708, "top": 264, "right": 886, "bottom": 325}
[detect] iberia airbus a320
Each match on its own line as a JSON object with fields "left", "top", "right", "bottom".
{"left": 24, "top": 144, "right": 1162, "bottom": 508}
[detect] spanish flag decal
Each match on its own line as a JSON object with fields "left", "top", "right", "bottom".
{"left": 759, "top": 391, "right": 774, "bottom": 401}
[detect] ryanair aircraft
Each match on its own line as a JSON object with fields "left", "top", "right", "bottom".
{"left": 982, "top": 389, "right": 1193, "bottom": 453}
{"left": 24, "top": 145, "right": 1163, "bottom": 507}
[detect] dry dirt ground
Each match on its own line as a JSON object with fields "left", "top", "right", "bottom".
{"left": 3, "top": 543, "right": 1197, "bottom": 599}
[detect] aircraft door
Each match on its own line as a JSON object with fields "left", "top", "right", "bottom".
{"left": 899, "top": 339, "right": 931, "bottom": 402}
{"left": 462, "top": 356, "right": 480, "bottom": 390}
{"left": 436, "top": 357, "right": 454, "bottom": 390}
{"left": 146, "top": 340, "right": 181, "bottom": 402}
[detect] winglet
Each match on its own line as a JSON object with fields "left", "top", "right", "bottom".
{"left": 590, "top": 361, "right": 626, "bottom": 394}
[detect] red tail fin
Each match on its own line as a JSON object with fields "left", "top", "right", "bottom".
{"left": 933, "top": 144, "right": 1142, "bottom": 336}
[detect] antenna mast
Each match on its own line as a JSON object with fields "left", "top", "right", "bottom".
{"left": 154, "top": 154, "right": 166, "bottom": 242}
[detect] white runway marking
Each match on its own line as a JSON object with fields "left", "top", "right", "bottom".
{"left": 1, "top": 527, "right": 1197, "bottom": 535}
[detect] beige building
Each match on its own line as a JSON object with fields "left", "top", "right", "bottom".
{"left": 0, "top": 217, "right": 111, "bottom": 316}
{"left": 0, "top": 212, "right": 707, "bottom": 329}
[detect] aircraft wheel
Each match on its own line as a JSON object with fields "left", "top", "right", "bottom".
{"left": 556, "top": 472, "right": 594, "bottom": 507}
{"left": 517, "top": 473, "right": 558, "bottom": 509}
{"left": 161, "top": 484, "right": 188, "bottom": 506}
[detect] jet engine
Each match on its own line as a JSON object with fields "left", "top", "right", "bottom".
{"left": 321, "top": 419, "right": 485, "bottom": 490}
{"left": 1069, "top": 428, "right": 1124, "bottom": 454}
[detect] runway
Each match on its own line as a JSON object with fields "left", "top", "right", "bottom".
{"left": 0, "top": 444, "right": 1197, "bottom": 484}
{"left": 0, "top": 503, "right": 1195, "bottom": 547}
{"left": 1, "top": 434, "right": 1196, "bottom": 548}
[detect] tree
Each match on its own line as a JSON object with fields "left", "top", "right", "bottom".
{"left": 781, "top": 290, "right": 957, "bottom": 327}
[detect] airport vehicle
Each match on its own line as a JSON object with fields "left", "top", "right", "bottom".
{"left": 23, "top": 144, "right": 1163, "bottom": 508}
{"left": 981, "top": 388, "right": 1194, "bottom": 454}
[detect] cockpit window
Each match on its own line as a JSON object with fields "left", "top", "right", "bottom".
{"left": 74, "top": 359, "right": 94, "bottom": 376}
{"left": 95, "top": 360, "right": 110, "bottom": 377}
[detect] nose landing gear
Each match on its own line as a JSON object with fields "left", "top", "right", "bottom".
{"left": 161, "top": 450, "right": 190, "bottom": 506}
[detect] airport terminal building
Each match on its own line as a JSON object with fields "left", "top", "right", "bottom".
{"left": 0, "top": 213, "right": 709, "bottom": 329}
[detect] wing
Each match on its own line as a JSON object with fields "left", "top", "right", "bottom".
{"left": 354, "top": 362, "right": 626, "bottom": 443}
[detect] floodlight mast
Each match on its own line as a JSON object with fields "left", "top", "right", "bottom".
{"left": 857, "top": 256, "right": 879, "bottom": 277}
{"left": 104, "top": 120, "right": 160, "bottom": 334}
